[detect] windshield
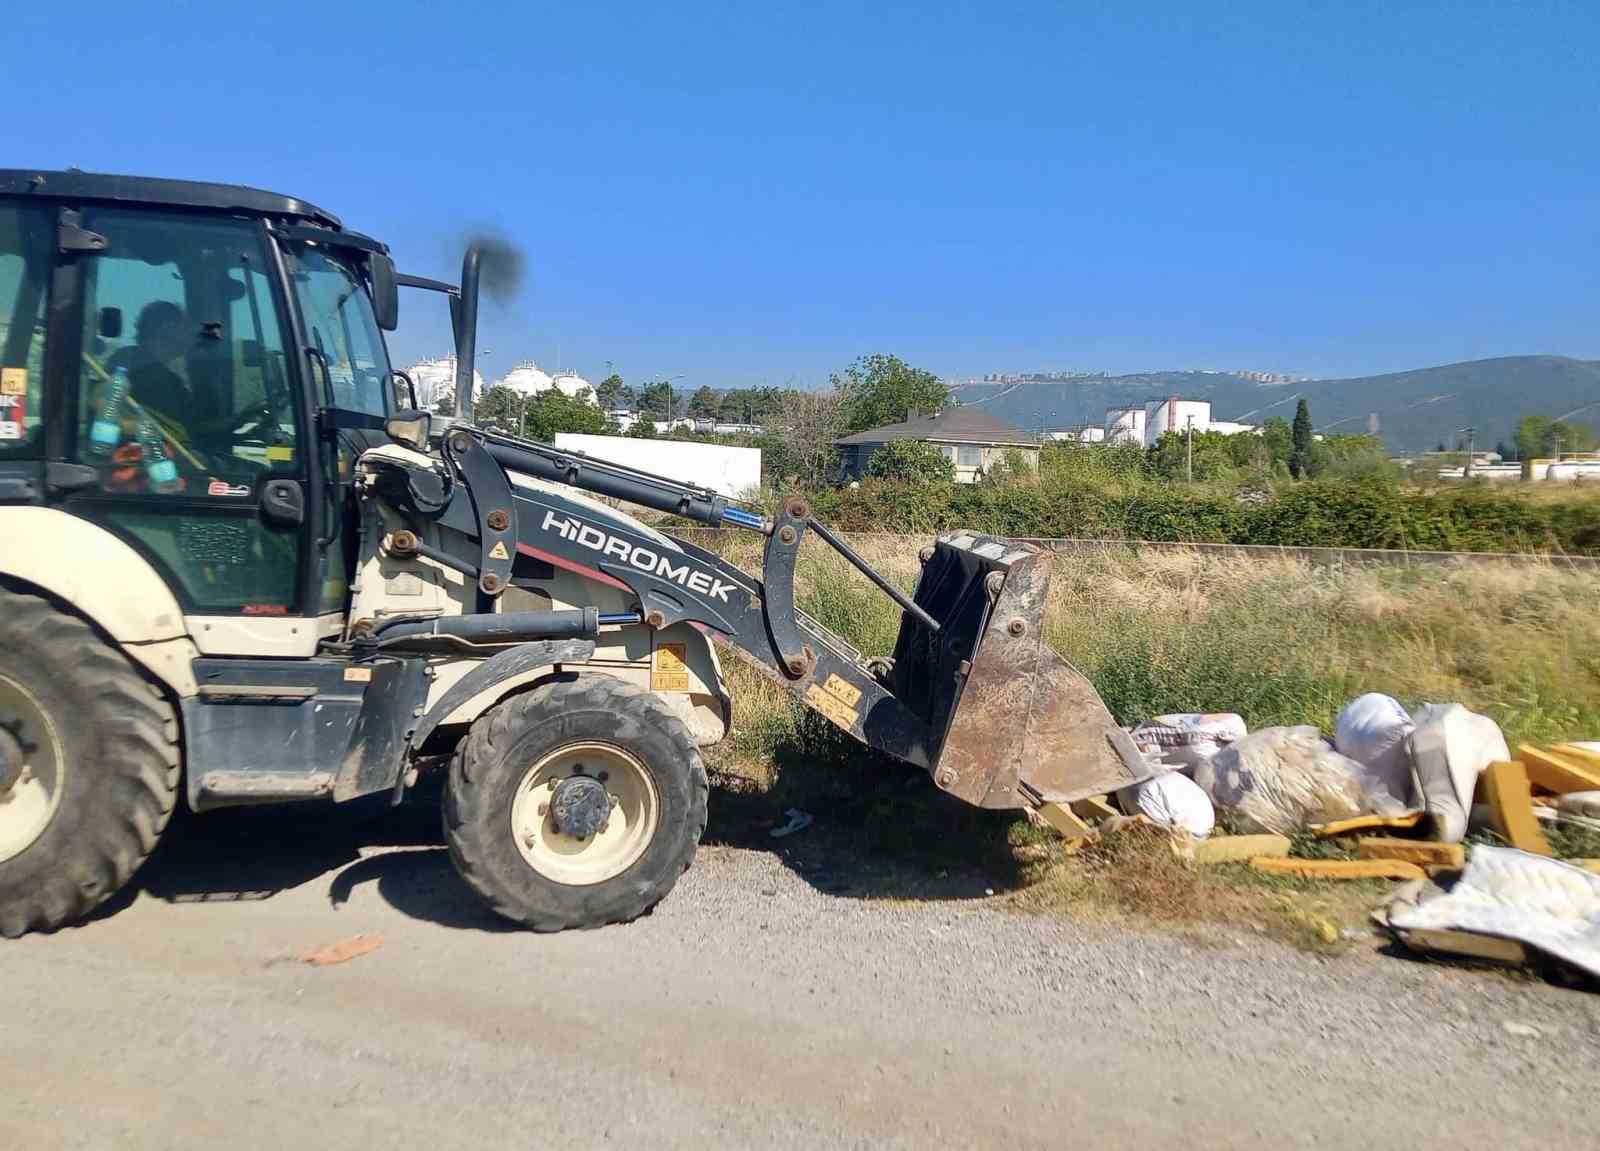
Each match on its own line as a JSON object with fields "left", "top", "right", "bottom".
{"left": 281, "top": 241, "right": 391, "bottom": 416}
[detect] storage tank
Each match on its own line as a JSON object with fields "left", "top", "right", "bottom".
{"left": 498, "top": 361, "right": 555, "bottom": 398}
{"left": 548, "top": 371, "right": 598, "bottom": 403}
{"left": 1144, "top": 396, "right": 1212, "bottom": 445}
{"left": 1105, "top": 406, "right": 1146, "bottom": 445}
{"left": 405, "top": 356, "right": 484, "bottom": 412}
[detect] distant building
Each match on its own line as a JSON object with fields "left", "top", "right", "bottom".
{"left": 497, "top": 362, "right": 597, "bottom": 405}
{"left": 1105, "top": 406, "right": 1147, "bottom": 445}
{"left": 835, "top": 407, "right": 1039, "bottom": 483}
{"left": 1046, "top": 425, "right": 1106, "bottom": 443}
{"left": 405, "top": 356, "right": 484, "bottom": 412}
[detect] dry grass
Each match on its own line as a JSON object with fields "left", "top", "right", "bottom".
{"left": 692, "top": 533, "right": 1600, "bottom": 943}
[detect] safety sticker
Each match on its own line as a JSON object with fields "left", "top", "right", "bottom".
{"left": 0, "top": 367, "right": 26, "bottom": 396}
{"left": 487, "top": 540, "right": 510, "bottom": 561}
{"left": 207, "top": 479, "right": 252, "bottom": 498}
{"left": 343, "top": 666, "right": 373, "bottom": 683}
{"left": 266, "top": 445, "right": 295, "bottom": 463}
{"left": 806, "top": 681, "right": 859, "bottom": 730}
{"left": 0, "top": 422, "right": 20, "bottom": 441}
{"left": 820, "top": 673, "right": 862, "bottom": 709}
{"left": 652, "top": 642, "right": 690, "bottom": 692}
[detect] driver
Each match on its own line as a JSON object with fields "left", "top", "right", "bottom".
{"left": 119, "top": 300, "right": 194, "bottom": 421}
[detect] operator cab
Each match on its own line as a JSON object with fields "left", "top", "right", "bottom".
{"left": 0, "top": 169, "right": 410, "bottom": 645}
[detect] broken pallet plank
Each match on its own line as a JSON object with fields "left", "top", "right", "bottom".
{"left": 1553, "top": 743, "right": 1600, "bottom": 772}
{"left": 1517, "top": 745, "right": 1600, "bottom": 795}
{"left": 1356, "top": 838, "right": 1466, "bottom": 870}
{"left": 1191, "top": 834, "right": 1291, "bottom": 865}
{"left": 1068, "top": 795, "right": 1120, "bottom": 822}
{"left": 1034, "top": 802, "right": 1095, "bottom": 840}
{"left": 1309, "top": 811, "right": 1425, "bottom": 838}
{"left": 1398, "top": 928, "right": 1528, "bottom": 965}
{"left": 1482, "top": 760, "right": 1553, "bottom": 855}
{"left": 1250, "top": 857, "right": 1426, "bottom": 881}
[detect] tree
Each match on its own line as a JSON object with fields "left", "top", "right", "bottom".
{"left": 1494, "top": 440, "right": 1514, "bottom": 461}
{"left": 472, "top": 385, "right": 525, "bottom": 433}
{"left": 831, "top": 354, "right": 950, "bottom": 434}
{"left": 637, "top": 380, "right": 672, "bottom": 419}
{"left": 626, "top": 416, "right": 658, "bottom": 438}
{"left": 687, "top": 386, "right": 719, "bottom": 421}
{"left": 770, "top": 388, "right": 847, "bottom": 487}
{"left": 865, "top": 440, "right": 956, "bottom": 483}
{"left": 523, "top": 390, "right": 608, "bottom": 441}
{"left": 1516, "top": 414, "right": 1595, "bottom": 460}
{"left": 1289, "top": 398, "right": 1313, "bottom": 479}
{"left": 1147, "top": 430, "right": 1237, "bottom": 483}
{"left": 595, "top": 373, "right": 630, "bottom": 410}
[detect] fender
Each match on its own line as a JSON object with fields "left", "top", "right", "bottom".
{"left": 405, "top": 637, "right": 597, "bottom": 755}
{"left": 0, "top": 506, "right": 198, "bottom": 696}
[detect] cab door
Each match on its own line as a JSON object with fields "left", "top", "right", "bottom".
{"left": 55, "top": 207, "right": 321, "bottom": 653}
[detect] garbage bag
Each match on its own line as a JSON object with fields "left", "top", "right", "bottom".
{"left": 1334, "top": 693, "right": 1415, "bottom": 810}
{"left": 1193, "top": 725, "right": 1402, "bottom": 835}
{"left": 1407, "top": 704, "right": 1509, "bottom": 844}
{"left": 1117, "top": 771, "right": 1216, "bottom": 838}
{"left": 1129, "top": 713, "right": 1248, "bottom": 772}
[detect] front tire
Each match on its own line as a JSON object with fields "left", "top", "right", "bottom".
{"left": 444, "top": 675, "right": 708, "bottom": 930}
{"left": 0, "top": 589, "right": 180, "bottom": 937}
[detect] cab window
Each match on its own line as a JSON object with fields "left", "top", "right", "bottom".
{"left": 281, "top": 242, "right": 391, "bottom": 418}
{"left": 0, "top": 204, "right": 51, "bottom": 458}
{"left": 72, "top": 210, "right": 299, "bottom": 491}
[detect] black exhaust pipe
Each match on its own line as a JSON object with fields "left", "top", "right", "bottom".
{"left": 453, "top": 245, "right": 481, "bottom": 421}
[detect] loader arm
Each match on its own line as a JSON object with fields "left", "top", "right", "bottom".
{"left": 363, "top": 426, "right": 1153, "bottom": 811}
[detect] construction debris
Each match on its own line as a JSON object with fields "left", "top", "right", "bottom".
{"left": 1384, "top": 846, "right": 1600, "bottom": 982}
{"left": 1189, "top": 834, "right": 1291, "bottom": 865}
{"left": 1115, "top": 771, "right": 1215, "bottom": 839}
{"left": 1408, "top": 704, "right": 1509, "bottom": 843}
{"left": 1309, "top": 811, "right": 1426, "bottom": 837}
{"left": 769, "top": 809, "right": 814, "bottom": 839}
{"left": 1479, "top": 761, "right": 1553, "bottom": 856}
{"left": 1397, "top": 927, "right": 1530, "bottom": 965}
{"left": 1250, "top": 857, "right": 1427, "bottom": 881}
{"left": 1356, "top": 837, "right": 1466, "bottom": 870}
{"left": 1518, "top": 745, "right": 1600, "bottom": 794}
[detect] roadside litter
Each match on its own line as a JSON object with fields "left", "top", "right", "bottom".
{"left": 301, "top": 933, "right": 384, "bottom": 967}
{"left": 769, "top": 808, "right": 814, "bottom": 838}
{"left": 1025, "top": 699, "right": 1600, "bottom": 988}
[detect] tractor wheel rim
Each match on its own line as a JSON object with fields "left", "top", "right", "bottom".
{"left": 510, "top": 742, "right": 659, "bottom": 886}
{"left": 0, "top": 674, "right": 64, "bottom": 865}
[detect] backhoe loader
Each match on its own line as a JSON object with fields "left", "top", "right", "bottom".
{"left": 0, "top": 169, "right": 1154, "bottom": 935}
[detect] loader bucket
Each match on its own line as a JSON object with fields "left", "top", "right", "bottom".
{"left": 887, "top": 534, "right": 1154, "bottom": 810}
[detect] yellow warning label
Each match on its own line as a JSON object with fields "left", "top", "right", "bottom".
{"left": 652, "top": 643, "right": 690, "bottom": 692}
{"left": 343, "top": 666, "right": 373, "bottom": 683}
{"left": 806, "top": 682, "right": 859, "bottom": 730}
{"left": 0, "top": 367, "right": 25, "bottom": 396}
{"left": 821, "top": 673, "right": 862, "bottom": 709}
{"left": 488, "top": 540, "right": 510, "bottom": 561}
{"left": 266, "top": 445, "right": 295, "bottom": 462}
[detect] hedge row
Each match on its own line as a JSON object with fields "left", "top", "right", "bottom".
{"left": 802, "top": 477, "right": 1600, "bottom": 554}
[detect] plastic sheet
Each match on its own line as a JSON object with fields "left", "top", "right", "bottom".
{"left": 1193, "top": 725, "right": 1403, "bottom": 835}
{"left": 1129, "top": 713, "right": 1247, "bottom": 772}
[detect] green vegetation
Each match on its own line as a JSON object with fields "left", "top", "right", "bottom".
{"left": 472, "top": 384, "right": 610, "bottom": 439}
{"left": 832, "top": 353, "right": 949, "bottom": 434}
{"left": 1516, "top": 414, "right": 1595, "bottom": 460}
{"left": 864, "top": 439, "right": 955, "bottom": 483}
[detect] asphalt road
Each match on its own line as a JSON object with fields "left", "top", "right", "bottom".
{"left": 3, "top": 797, "right": 1597, "bottom": 1151}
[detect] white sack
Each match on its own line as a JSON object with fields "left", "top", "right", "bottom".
{"left": 1334, "top": 693, "right": 1415, "bottom": 810}
{"left": 1129, "top": 713, "right": 1247, "bottom": 771}
{"left": 1193, "top": 725, "right": 1401, "bottom": 835}
{"left": 1116, "top": 771, "right": 1216, "bottom": 839}
{"left": 1407, "top": 704, "right": 1510, "bottom": 844}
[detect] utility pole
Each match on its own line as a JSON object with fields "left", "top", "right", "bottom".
{"left": 1463, "top": 426, "right": 1475, "bottom": 477}
{"left": 1552, "top": 432, "right": 1563, "bottom": 462}
{"left": 1185, "top": 415, "right": 1194, "bottom": 483}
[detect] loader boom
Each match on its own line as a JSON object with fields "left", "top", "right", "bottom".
{"left": 364, "top": 424, "right": 1153, "bottom": 811}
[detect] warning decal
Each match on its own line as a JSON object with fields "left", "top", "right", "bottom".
{"left": 652, "top": 642, "right": 690, "bottom": 692}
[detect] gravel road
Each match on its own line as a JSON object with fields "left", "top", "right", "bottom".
{"left": 3, "top": 797, "right": 1597, "bottom": 1151}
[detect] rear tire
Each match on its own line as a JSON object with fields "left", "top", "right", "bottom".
{"left": 0, "top": 589, "right": 180, "bottom": 938}
{"left": 444, "top": 675, "right": 708, "bottom": 931}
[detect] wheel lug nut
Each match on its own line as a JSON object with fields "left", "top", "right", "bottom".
{"left": 523, "top": 833, "right": 537, "bottom": 848}
{"left": 598, "top": 771, "right": 608, "bottom": 782}
{"left": 537, "top": 803, "right": 548, "bottom": 816}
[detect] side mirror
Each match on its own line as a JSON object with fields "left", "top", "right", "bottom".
{"left": 385, "top": 410, "right": 431, "bottom": 451}
{"left": 369, "top": 251, "right": 399, "bottom": 331}
{"left": 98, "top": 306, "right": 122, "bottom": 339}
{"left": 390, "top": 369, "right": 417, "bottom": 410}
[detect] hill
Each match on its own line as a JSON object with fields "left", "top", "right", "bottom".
{"left": 949, "top": 356, "right": 1600, "bottom": 451}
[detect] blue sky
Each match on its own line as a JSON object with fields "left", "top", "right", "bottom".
{"left": 8, "top": 1, "right": 1598, "bottom": 388}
